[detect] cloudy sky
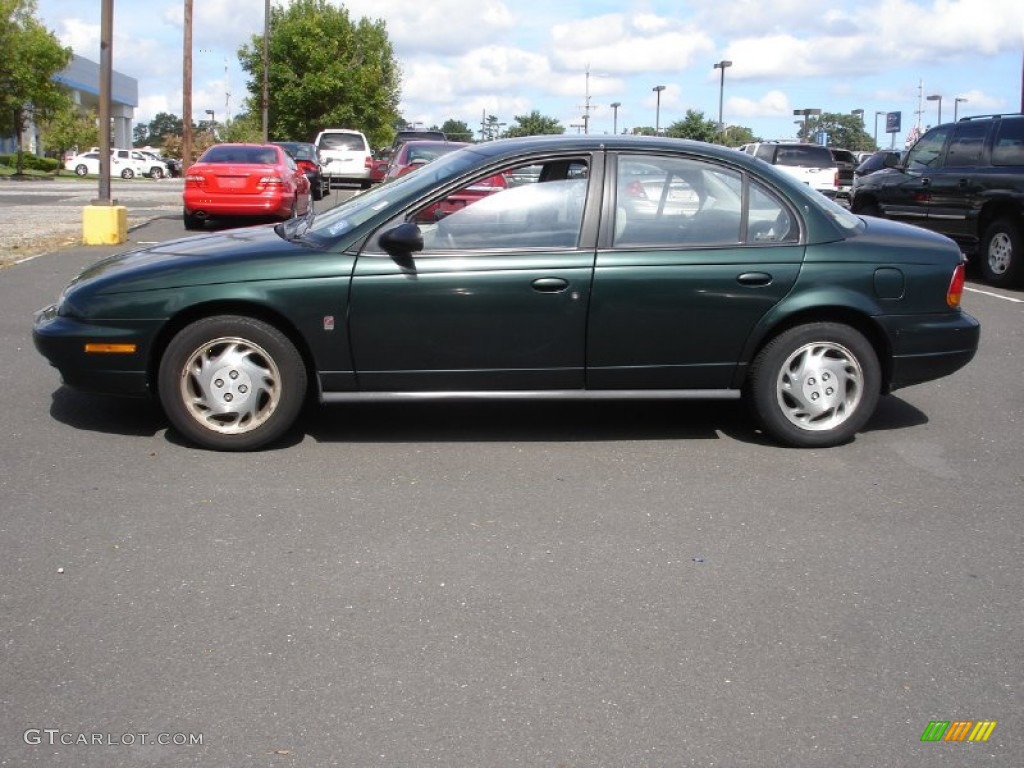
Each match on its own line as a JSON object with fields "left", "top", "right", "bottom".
{"left": 32, "top": 0, "right": 1024, "bottom": 146}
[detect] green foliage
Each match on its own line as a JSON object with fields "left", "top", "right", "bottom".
{"left": 219, "top": 113, "right": 263, "bottom": 144}
{"left": 720, "top": 125, "right": 757, "bottom": 147}
{"left": 664, "top": 110, "right": 719, "bottom": 142}
{"left": 146, "top": 112, "right": 184, "bottom": 145}
{"left": 40, "top": 103, "right": 98, "bottom": 156}
{"left": 237, "top": 0, "right": 400, "bottom": 148}
{"left": 0, "top": 152, "right": 58, "bottom": 172}
{"left": 804, "top": 112, "right": 876, "bottom": 150}
{"left": 503, "top": 110, "right": 564, "bottom": 138}
{"left": 0, "top": 0, "right": 73, "bottom": 172}
{"left": 441, "top": 118, "right": 473, "bottom": 142}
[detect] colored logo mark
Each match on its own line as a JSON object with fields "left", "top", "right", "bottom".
{"left": 921, "top": 720, "right": 997, "bottom": 742}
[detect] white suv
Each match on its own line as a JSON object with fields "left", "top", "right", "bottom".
{"left": 314, "top": 128, "right": 372, "bottom": 189}
{"left": 739, "top": 142, "right": 839, "bottom": 198}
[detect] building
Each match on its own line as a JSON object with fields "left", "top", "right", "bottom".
{"left": 2, "top": 53, "right": 138, "bottom": 155}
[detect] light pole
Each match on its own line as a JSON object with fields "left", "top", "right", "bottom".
{"left": 954, "top": 97, "right": 968, "bottom": 121}
{"left": 713, "top": 60, "right": 732, "bottom": 134}
{"left": 205, "top": 109, "right": 215, "bottom": 138}
{"left": 652, "top": 85, "right": 665, "bottom": 135}
{"left": 926, "top": 94, "right": 942, "bottom": 125}
{"left": 874, "top": 110, "right": 885, "bottom": 148}
{"left": 793, "top": 108, "right": 821, "bottom": 143}
{"left": 610, "top": 101, "right": 621, "bottom": 135}
{"left": 852, "top": 108, "right": 864, "bottom": 123}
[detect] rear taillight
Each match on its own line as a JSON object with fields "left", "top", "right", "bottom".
{"left": 364, "top": 156, "right": 373, "bottom": 170}
{"left": 947, "top": 262, "right": 965, "bottom": 308}
{"left": 834, "top": 170, "right": 839, "bottom": 188}
{"left": 184, "top": 173, "right": 205, "bottom": 186}
{"left": 258, "top": 175, "right": 284, "bottom": 187}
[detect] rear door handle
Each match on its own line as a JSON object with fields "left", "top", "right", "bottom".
{"left": 737, "top": 272, "right": 773, "bottom": 286}
{"left": 531, "top": 277, "right": 570, "bottom": 293}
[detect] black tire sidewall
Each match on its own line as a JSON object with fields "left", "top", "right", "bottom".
{"left": 748, "top": 323, "right": 881, "bottom": 448}
{"left": 158, "top": 316, "right": 307, "bottom": 451}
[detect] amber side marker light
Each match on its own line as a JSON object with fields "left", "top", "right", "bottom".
{"left": 947, "top": 263, "right": 965, "bottom": 308}
{"left": 84, "top": 343, "right": 137, "bottom": 354}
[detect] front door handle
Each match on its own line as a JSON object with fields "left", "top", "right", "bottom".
{"left": 531, "top": 277, "right": 570, "bottom": 293}
{"left": 737, "top": 272, "right": 773, "bottom": 286}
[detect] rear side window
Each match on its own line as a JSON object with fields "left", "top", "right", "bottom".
{"left": 774, "top": 146, "right": 834, "bottom": 168}
{"left": 945, "top": 121, "right": 989, "bottom": 167}
{"left": 319, "top": 133, "right": 366, "bottom": 151}
{"left": 991, "top": 118, "right": 1024, "bottom": 166}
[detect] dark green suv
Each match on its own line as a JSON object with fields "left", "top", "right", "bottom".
{"left": 850, "top": 113, "right": 1024, "bottom": 287}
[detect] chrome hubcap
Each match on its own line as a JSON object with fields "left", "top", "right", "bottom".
{"left": 987, "top": 232, "right": 1012, "bottom": 275}
{"left": 179, "top": 337, "right": 280, "bottom": 434}
{"left": 776, "top": 341, "right": 863, "bottom": 431}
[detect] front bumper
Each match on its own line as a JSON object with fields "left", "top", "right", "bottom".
{"left": 32, "top": 304, "right": 159, "bottom": 397}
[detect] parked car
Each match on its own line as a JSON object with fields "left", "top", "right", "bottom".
{"left": 852, "top": 150, "right": 904, "bottom": 188}
{"left": 181, "top": 142, "right": 311, "bottom": 230}
{"left": 140, "top": 149, "right": 181, "bottom": 178}
{"left": 113, "top": 148, "right": 169, "bottom": 179}
{"left": 384, "top": 140, "right": 468, "bottom": 180}
{"left": 391, "top": 129, "right": 447, "bottom": 152}
{"left": 314, "top": 128, "right": 372, "bottom": 189}
{"left": 272, "top": 141, "right": 328, "bottom": 200}
{"left": 850, "top": 113, "right": 1024, "bottom": 286}
{"left": 33, "top": 135, "right": 979, "bottom": 452}
{"left": 739, "top": 141, "right": 840, "bottom": 198}
{"left": 369, "top": 150, "right": 391, "bottom": 184}
{"left": 65, "top": 149, "right": 166, "bottom": 179}
{"left": 829, "top": 148, "right": 857, "bottom": 200}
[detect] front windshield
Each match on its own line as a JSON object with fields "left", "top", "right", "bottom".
{"left": 306, "top": 146, "right": 486, "bottom": 239}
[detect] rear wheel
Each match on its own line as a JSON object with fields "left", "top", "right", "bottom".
{"left": 74, "top": 164, "right": 88, "bottom": 176}
{"left": 183, "top": 209, "right": 203, "bottom": 230}
{"left": 120, "top": 168, "right": 134, "bottom": 179}
{"left": 158, "top": 316, "right": 307, "bottom": 451}
{"left": 980, "top": 217, "right": 1023, "bottom": 288}
{"left": 747, "top": 323, "right": 880, "bottom": 448}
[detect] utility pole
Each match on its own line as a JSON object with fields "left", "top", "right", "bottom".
{"left": 97, "top": 0, "right": 113, "bottom": 202}
{"left": 182, "top": 0, "right": 192, "bottom": 172}
{"left": 262, "top": 0, "right": 269, "bottom": 142}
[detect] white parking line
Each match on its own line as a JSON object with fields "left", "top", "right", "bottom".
{"left": 965, "top": 286, "right": 1024, "bottom": 303}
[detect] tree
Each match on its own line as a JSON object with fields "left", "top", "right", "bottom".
{"left": 720, "top": 125, "right": 756, "bottom": 147}
{"left": 664, "top": 110, "right": 719, "bottom": 142}
{"left": 804, "top": 112, "right": 876, "bottom": 150}
{"left": 503, "top": 110, "right": 564, "bottom": 138}
{"left": 40, "top": 103, "right": 98, "bottom": 159}
{"left": 0, "top": 0, "right": 72, "bottom": 173}
{"left": 237, "top": 0, "right": 400, "bottom": 148}
{"left": 146, "top": 112, "right": 184, "bottom": 146}
{"left": 441, "top": 118, "right": 473, "bottom": 142}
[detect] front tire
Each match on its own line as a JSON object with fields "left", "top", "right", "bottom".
{"left": 980, "top": 217, "right": 1023, "bottom": 288}
{"left": 150, "top": 167, "right": 163, "bottom": 179}
{"left": 158, "top": 316, "right": 307, "bottom": 451}
{"left": 747, "top": 323, "right": 880, "bottom": 448}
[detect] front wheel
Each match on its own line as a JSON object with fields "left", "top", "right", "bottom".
{"left": 158, "top": 316, "right": 307, "bottom": 451}
{"left": 150, "top": 167, "right": 163, "bottom": 179}
{"left": 747, "top": 323, "right": 880, "bottom": 448}
{"left": 980, "top": 217, "right": 1023, "bottom": 288}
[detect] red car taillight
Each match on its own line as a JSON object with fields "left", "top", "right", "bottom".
{"left": 258, "top": 175, "right": 285, "bottom": 189}
{"left": 184, "top": 173, "right": 205, "bottom": 187}
{"left": 364, "top": 156, "right": 373, "bottom": 170}
{"left": 296, "top": 160, "right": 317, "bottom": 174}
{"left": 947, "top": 262, "right": 966, "bottom": 308}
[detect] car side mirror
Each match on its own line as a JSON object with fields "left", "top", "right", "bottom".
{"left": 379, "top": 222, "right": 424, "bottom": 258}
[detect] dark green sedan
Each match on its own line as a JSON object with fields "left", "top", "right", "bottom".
{"left": 33, "top": 135, "right": 980, "bottom": 451}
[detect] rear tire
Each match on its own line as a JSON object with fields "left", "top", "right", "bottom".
{"left": 158, "top": 316, "right": 307, "bottom": 451}
{"left": 980, "top": 217, "right": 1023, "bottom": 288}
{"left": 183, "top": 209, "right": 203, "bottom": 230}
{"left": 747, "top": 323, "right": 880, "bottom": 448}
{"left": 121, "top": 168, "right": 134, "bottom": 179}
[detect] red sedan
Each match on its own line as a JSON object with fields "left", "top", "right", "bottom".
{"left": 183, "top": 143, "right": 312, "bottom": 230}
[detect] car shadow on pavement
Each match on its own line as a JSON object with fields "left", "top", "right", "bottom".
{"left": 301, "top": 399, "right": 757, "bottom": 445}
{"left": 49, "top": 387, "right": 166, "bottom": 438}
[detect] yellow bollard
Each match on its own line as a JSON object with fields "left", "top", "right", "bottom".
{"left": 82, "top": 204, "right": 128, "bottom": 245}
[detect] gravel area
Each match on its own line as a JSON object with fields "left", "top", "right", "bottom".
{"left": 0, "top": 176, "right": 182, "bottom": 266}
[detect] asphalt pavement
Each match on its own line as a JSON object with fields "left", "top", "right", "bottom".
{"left": 0, "top": 196, "right": 1021, "bottom": 767}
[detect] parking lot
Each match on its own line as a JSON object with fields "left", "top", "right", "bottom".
{"left": 1, "top": 188, "right": 1021, "bottom": 765}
